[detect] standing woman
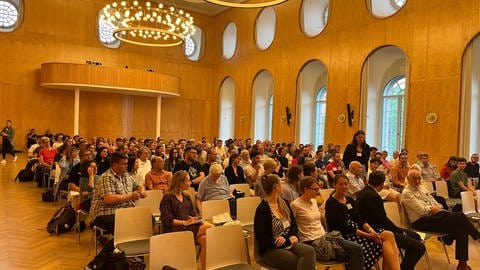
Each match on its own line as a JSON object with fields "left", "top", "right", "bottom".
{"left": 254, "top": 174, "right": 316, "bottom": 270}
{"left": 224, "top": 153, "right": 246, "bottom": 185}
{"left": 343, "top": 130, "right": 370, "bottom": 171}
{"left": 160, "top": 171, "right": 213, "bottom": 270}
{"left": 0, "top": 120, "right": 16, "bottom": 164}
{"left": 326, "top": 174, "right": 400, "bottom": 270}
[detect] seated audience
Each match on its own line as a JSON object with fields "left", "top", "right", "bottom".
{"left": 326, "top": 151, "right": 345, "bottom": 188}
{"left": 136, "top": 148, "right": 151, "bottom": 186}
{"left": 79, "top": 161, "right": 99, "bottom": 212}
{"left": 281, "top": 165, "right": 303, "bottom": 203}
{"left": 239, "top": 149, "right": 251, "bottom": 170}
{"left": 291, "top": 176, "right": 364, "bottom": 270}
{"left": 144, "top": 156, "right": 171, "bottom": 192}
{"left": 254, "top": 174, "right": 316, "bottom": 270}
{"left": 196, "top": 163, "right": 234, "bottom": 213}
{"left": 401, "top": 168, "right": 480, "bottom": 270}
{"left": 245, "top": 150, "right": 264, "bottom": 188}
{"left": 164, "top": 148, "right": 181, "bottom": 172}
{"left": 201, "top": 147, "right": 218, "bottom": 176}
{"left": 465, "top": 153, "right": 479, "bottom": 184}
{"left": 326, "top": 174, "right": 401, "bottom": 270}
{"left": 224, "top": 153, "right": 246, "bottom": 185}
{"left": 440, "top": 156, "right": 457, "bottom": 180}
{"left": 345, "top": 161, "right": 365, "bottom": 199}
{"left": 419, "top": 153, "right": 440, "bottom": 181}
{"left": 94, "top": 146, "right": 110, "bottom": 175}
{"left": 173, "top": 146, "right": 205, "bottom": 191}
{"left": 160, "top": 170, "right": 213, "bottom": 270}
{"left": 357, "top": 171, "right": 425, "bottom": 270}
{"left": 89, "top": 152, "right": 146, "bottom": 234}
{"left": 449, "top": 157, "right": 476, "bottom": 198}
{"left": 390, "top": 153, "right": 409, "bottom": 192}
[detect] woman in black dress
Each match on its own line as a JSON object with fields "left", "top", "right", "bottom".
{"left": 325, "top": 174, "right": 400, "bottom": 270}
{"left": 343, "top": 130, "right": 370, "bottom": 170}
{"left": 224, "top": 153, "right": 246, "bottom": 185}
{"left": 160, "top": 170, "right": 212, "bottom": 269}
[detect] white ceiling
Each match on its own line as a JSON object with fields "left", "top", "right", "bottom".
{"left": 158, "top": 0, "right": 246, "bottom": 16}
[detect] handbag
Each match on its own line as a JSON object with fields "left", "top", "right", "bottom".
{"left": 312, "top": 230, "right": 345, "bottom": 261}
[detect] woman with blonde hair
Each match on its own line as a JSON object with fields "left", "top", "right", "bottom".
{"left": 254, "top": 174, "right": 316, "bottom": 270}
{"left": 160, "top": 170, "right": 212, "bottom": 269}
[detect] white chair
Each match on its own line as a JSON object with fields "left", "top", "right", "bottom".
{"left": 135, "top": 190, "right": 163, "bottom": 224}
{"left": 114, "top": 207, "right": 153, "bottom": 257}
{"left": 149, "top": 231, "right": 197, "bottom": 270}
{"left": 460, "top": 191, "right": 480, "bottom": 222}
{"left": 231, "top": 183, "right": 251, "bottom": 197}
{"left": 401, "top": 202, "right": 451, "bottom": 267}
{"left": 475, "top": 190, "right": 480, "bottom": 213}
{"left": 236, "top": 196, "right": 261, "bottom": 232}
{"left": 435, "top": 180, "right": 461, "bottom": 208}
{"left": 201, "top": 199, "right": 230, "bottom": 221}
{"left": 422, "top": 181, "right": 434, "bottom": 194}
{"left": 206, "top": 224, "right": 254, "bottom": 270}
{"left": 384, "top": 202, "right": 403, "bottom": 228}
{"left": 184, "top": 187, "right": 198, "bottom": 212}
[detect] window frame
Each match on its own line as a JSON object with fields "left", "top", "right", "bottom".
{"left": 380, "top": 76, "right": 406, "bottom": 154}
{"left": 0, "top": 0, "right": 23, "bottom": 33}
{"left": 314, "top": 86, "right": 327, "bottom": 147}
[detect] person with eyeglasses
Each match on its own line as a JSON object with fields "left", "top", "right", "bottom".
{"left": 173, "top": 145, "right": 205, "bottom": 191}
{"left": 291, "top": 176, "right": 364, "bottom": 270}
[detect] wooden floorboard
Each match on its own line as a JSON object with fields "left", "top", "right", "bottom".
{"left": 1, "top": 154, "right": 480, "bottom": 269}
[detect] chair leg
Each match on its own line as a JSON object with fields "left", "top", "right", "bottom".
{"left": 77, "top": 211, "right": 81, "bottom": 244}
{"left": 440, "top": 241, "right": 451, "bottom": 264}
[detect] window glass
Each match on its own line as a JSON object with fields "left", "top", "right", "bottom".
{"left": 368, "top": 0, "right": 406, "bottom": 18}
{"left": 315, "top": 87, "right": 327, "bottom": 147}
{"left": 252, "top": 70, "right": 274, "bottom": 141}
{"left": 97, "top": 9, "right": 121, "bottom": 48}
{"left": 222, "top": 22, "right": 237, "bottom": 59}
{"left": 381, "top": 76, "right": 405, "bottom": 155}
{"left": 186, "top": 25, "right": 204, "bottom": 61}
{"left": 0, "top": 0, "right": 22, "bottom": 32}
{"left": 300, "top": 0, "right": 329, "bottom": 37}
{"left": 255, "top": 7, "right": 276, "bottom": 50}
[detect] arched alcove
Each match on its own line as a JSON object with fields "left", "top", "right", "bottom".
{"left": 366, "top": 0, "right": 406, "bottom": 18}
{"left": 219, "top": 77, "right": 236, "bottom": 141}
{"left": 360, "top": 45, "right": 408, "bottom": 155}
{"left": 255, "top": 7, "right": 276, "bottom": 50}
{"left": 296, "top": 60, "right": 328, "bottom": 146}
{"left": 300, "top": 0, "right": 329, "bottom": 37}
{"left": 252, "top": 70, "right": 274, "bottom": 141}
{"left": 222, "top": 22, "right": 237, "bottom": 59}
{"left": 460, "top": 34, "right": 480, "bottom": 157}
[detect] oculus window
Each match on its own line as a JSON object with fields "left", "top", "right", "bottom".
{"left": 300, "top": 0, "right": 329, "bottom": 37}
{"left": 0, "top": 0, "right": 22, "bottom": 32}
{"left": 255, "top": 7, "right": 276, "bottom": 50}
{"left": 185, "top": 25, "right": 204, "bottom": 61}
{"left": 367, "top": 0, "right": 406, "bottom": 18}
{"left": 222, "top": 22, "right": 237, "bottom": 59}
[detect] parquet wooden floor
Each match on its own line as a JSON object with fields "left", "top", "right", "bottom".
{"left": 1, "top": 154, "right": 480, "bottom": 270}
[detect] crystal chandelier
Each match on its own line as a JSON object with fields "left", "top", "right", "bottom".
{"left": 101, "top": 1, "right": 195, "bottom": 47}
{"left": 204, "top": 0, "right": 289, "bottom": 8}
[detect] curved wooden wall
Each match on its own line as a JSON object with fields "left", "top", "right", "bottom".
{"left": 41, "top": 63, "right": 180, "bottom": 96}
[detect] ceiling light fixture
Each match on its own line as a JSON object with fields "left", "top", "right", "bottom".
{"left": 101, "top": 1, "right": 195, "bottom": 47}
{"left": 204, "top": 0, "right": 288, "bottom": 8}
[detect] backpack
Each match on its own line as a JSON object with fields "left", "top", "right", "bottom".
{"left": 14, "top": 159, "right": 39, "bottom": 182}
{"left": 47, "top": 203, "right": 76, "bottom": 235}
{"left": 85, "top": 250, "right": 129, "bottom": 270}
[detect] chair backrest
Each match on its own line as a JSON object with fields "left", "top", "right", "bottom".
{"left": 230, "top": 183, "right": 251, "bottom": 197}
{"left": 201, "top": 199, "right": 230, "bottom": 220}
{"left": 184, "top": 187, "right": 197, "bottom": 212}
{"left": 319, "top": 188, "right": 334, "bottom": 201}
{"left": 135, "top": 190, "right": 163, "bottom": 216}
{"left": 384, "top": 201, "right": 403, "bottom": 228}
{"left": 54, "top": 164, "right": 61, "bottom": 184}
{"left": 476, "top": 190, "right": 480, "bottom": 211}
{"left": 206, "top": 225, "right": 249, "bottom": 269}
{"left": 422, "top": 181, "right": 434, "bottom": 194}
{"left": 435, "top": 180, "right": 450, "bottom": 198}
{"left": 460, "top": 191, "right": 477, "bottom": 214}
{"left": 149, "top": 231, "right": 197, "bottom": 270}
{"left": 236, "top": 196, "right": 261, "bottom": 226}
{"left": 400, "top": 202, "right": 413, "bottom": 228}
{"left": 114, "top": 207, "right": 153, "bottom": 256}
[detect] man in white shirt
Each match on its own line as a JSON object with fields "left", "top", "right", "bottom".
{"left": 346, "top": 161, "right": 365, "bottom": 199}
{"left": 401, "top": 168, "right": 480, "bottom": 270}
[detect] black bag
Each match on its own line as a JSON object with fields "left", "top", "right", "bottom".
{"left": 47, "top": 203, "right": 76, "bottom": 235}
{"left": 42, "top": 189, "right": 55, "bottom": 202}
{"left": 14, "top": 159, "right": 39, "bottom": 182}
{"left": 85, "top": 250, "right": 129, "bottom": 270}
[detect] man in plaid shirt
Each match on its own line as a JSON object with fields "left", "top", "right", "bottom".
{"left": 90, "top": 151, "right": 147, "bottom": 234}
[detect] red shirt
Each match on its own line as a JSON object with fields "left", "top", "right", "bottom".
{"left": 39, "top": 148, "right": 57, "bottom": 165}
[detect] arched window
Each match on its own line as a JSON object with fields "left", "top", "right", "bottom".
{"left": 367, "top": 0, "right": 406, "bottom": 18}
{"left": 268, "top": 94, "right": 273, "bottom": 140}
{"left": 300, "top": 0, "right": 330, "bottom": 37}
{"left": 219, "top": 77, "right": 236, "bottom": 141}
{"left": 252, "top": 70, "right": 274, "bottom": 141}
{"left": 0, "top": 0, "right": 23, "bottom": 32}
{"left": 314, "top": 87, "right": 327, "bottom": 147}
{"left": 381, "top": 76, "right": 405, "bottom": 155}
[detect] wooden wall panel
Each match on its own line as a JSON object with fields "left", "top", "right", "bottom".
{"left": 209, "top": 0, "right": 480, "bottom": 165}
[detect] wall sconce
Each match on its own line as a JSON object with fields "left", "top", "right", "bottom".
{"left": 347, "top": 104, "right": 354, "bottom": 127}
{"left": 239, "top": 116, "right": 245, "bottom": 122}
